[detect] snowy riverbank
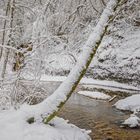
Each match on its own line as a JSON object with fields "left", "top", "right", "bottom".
{"left": 114, "top": 94, "right": 140, "bottom": 128}
{"left": 0, "top": 108, "right": 91, "bottom": 140}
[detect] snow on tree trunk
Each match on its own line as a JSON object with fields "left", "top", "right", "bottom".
{"left": 0, "top": 0, "right": 15, "bottom": 79}
{"left": 26, "top": 0, "right": 123, "bottom": 123}
{"left": 0, "top": 0, "right": 11, "bottom": 60}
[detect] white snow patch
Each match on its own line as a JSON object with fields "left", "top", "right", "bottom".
{"left": 114, "top": 94, "right": 140, "bottom": 112}
{"left": 0, "top": 109, "right": 91, "bottom": 140}
{"left": 78, "top": 91, "right": 111, "bottom": 100}
{"left": 122, "top": 114, "right": 140, "bottom": 128}
{"left": 114, "top": 94, "right": 140, "bottom": 128}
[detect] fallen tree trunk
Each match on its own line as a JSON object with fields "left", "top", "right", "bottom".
{"left": 26, "top": 0, "right": 125, "bottom": 124}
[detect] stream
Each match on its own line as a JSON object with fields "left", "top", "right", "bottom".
{"left": 58, "top": 93, "right": 140, "bottom": 140}
{"left": 34, "top": 81, "right": 140, "bottom": 140}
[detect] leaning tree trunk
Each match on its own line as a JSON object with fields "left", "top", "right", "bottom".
{"left": 26, "top": 0, "right": 125, "bottom": 124}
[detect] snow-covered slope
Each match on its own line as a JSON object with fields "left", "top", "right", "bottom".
{"left": 44, "top": 23, "right": 140, "bottom": 87}
{"left": 87, "top": 26, "right": 140, "bottom": 86}
{"left": 43, "top": 6, "right": 140, "bottom": 87}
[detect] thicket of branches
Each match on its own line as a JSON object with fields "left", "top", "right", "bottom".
{"left": 0, "top": 0, "right": 106, "bottom": 108}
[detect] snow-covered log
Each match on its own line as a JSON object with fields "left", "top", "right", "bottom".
{"left": 26, "top": 0, "right": 124, "bottom": 123}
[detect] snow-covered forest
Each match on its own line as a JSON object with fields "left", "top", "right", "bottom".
{"left": 0, "top": 0, "right": 140, "bottom": 140}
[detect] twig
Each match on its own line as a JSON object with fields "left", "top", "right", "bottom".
{"left": 109, "top": 95, "right": 117, "bottom": 102}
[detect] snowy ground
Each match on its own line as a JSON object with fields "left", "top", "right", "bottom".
{"left": 0, "top": 108, "right": 91, "bottom": 140}
{"left": 114, "top": 94, "right": 140, "bottom": 128}
{"left": 78, "top": 91, "right": 111, "bottom": 100}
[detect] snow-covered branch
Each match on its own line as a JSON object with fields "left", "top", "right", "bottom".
{"left": 0, "top": 15, "right": 10, "bottom": 21}
{"left": 0, "top": 44, "right": 19, "bottom": 52}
